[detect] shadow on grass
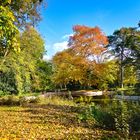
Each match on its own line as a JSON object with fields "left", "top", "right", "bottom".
{"left": 0, "top": 104, "right": 120, "bottom": 139}
{"left": 6, "top": 103, "right": 94, "bottom": 129}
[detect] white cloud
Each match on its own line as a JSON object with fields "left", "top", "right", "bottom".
{"left": 52, "top": 33, "right": 73, "bottom": 54}
{"left": 43, "top": 55, "right": 51, "bottom": 61}
{"left": 43, "top": 41, "right": 69, "bottom": 60}
{"left": 53, "top": 41, "right": 68, "bottom": 52}
{"left": 62, "top": 33, "right": 73, "bottom": 40}
{"left": 43, "top": 34, "right": 73, "bottom": 60}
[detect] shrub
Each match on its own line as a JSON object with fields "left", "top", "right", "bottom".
{"left": 19, "top": 96, "right": 41, "bottom": 105}
{"left": 90, "top": 105, "right": 115, "bottom": 129}
{"left": 0, "top": 90, "right": 11, "bottom": 97}
{"left": 78, "top": 100, "right": 132, "bottom": 138}
{"left": 74, "top": 96, "right": 93, "bottom": 104}
{"left": 0, "top": 95, "right": 20, "bottom": 106}
{"left": 0, "top": 95, "right": 41, "bottom": 106}
{"left": 111, "top": 101, "right": 130, "bottom": 138}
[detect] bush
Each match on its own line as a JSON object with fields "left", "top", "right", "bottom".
{"left": 0, "top": 95, "right": 41, "bottom": 106}
{"left": 74, "top": 96, "right": 93, "bottom": 104}
{"left": 111, "top": 101, "right": 130, "bottom": 138}
{"left": 90, "top": 105, "right": 115, "bottom": 129}
{"left": 0, "top": 95, "right": 20, "bottom": 106}
{"left": 78, "top": 100, "right": 135, "bottom": 138}
{"left": 19, "top": 96, "right": 41, "bottom": 105}
{"left": 0, "top": 90, "right": 11, "bottom": 97}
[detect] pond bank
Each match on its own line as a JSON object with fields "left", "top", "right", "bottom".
{"left": 41, "top": 91, "right": 104, "bottom": 97}
{"left": 114, "top": 95, "right": 140, "bottom": 101}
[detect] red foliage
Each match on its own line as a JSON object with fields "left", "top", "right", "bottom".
{"left": 69, "top": 25, "right": 108, "bottom": 57}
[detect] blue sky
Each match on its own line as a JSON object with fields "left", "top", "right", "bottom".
{"left": 37, "top": 0, "right": 140, "bottom": 60}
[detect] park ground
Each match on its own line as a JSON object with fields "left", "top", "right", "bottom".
{"left": 0, "top": 97, "right": 117, "bottom": 140}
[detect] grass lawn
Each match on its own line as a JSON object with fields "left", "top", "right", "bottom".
{"left": 0, "top": 98, "right": 117, "bottom": 139}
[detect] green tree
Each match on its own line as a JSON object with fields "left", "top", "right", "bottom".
{"left": 0, "top": 5, "right": 20, "bottom": 58}
{"left": 0, "top": 0, "right": 45, "bottom": 27}
{"left": 36, "top": 60, "right": 54, "bottom": 91}
{"left": 0, "top": 0, "right": 45, "bottom": 58}
{"left": 123, "top": 65, "right": 138, "bottom": 86}
{"left": 0, "top": 0, "right": 47, "bottom": 94}
{"left": 18, "top": 26, "right": 45, "bottom": 93}
{"left": 108, "top": 27, "right": 140, "bottom": 88}
{"left": 0, "top": 27, "right": 45, "bottom": 94}
{"left": 93, "top": 61, "right": 118, "bottom": 89}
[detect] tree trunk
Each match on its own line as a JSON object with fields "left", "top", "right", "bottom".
{"left": 120, "top": 46, "right": 124, "bottom": 88}
{"left": 120, "top": 65, "right": 124, "bottom": 88}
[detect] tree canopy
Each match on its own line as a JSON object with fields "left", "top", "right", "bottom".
{"left": 52, "top": 25, "right": 118, "bottom": 90}
{"left": 69, "top": 25, "right": 108, "bottom": 59}
{"left": 108, "top": 27, "right": 140, "bottom": 88}
{"left": 0, "top": 5, "right": 20, "bottom": 58}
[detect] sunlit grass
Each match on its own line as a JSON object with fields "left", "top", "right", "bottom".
{"left": 38, "top": 96, "right": 76, "bottom": 106}
{"left": 0, "top": 97, "right": 117, "bottom": 139}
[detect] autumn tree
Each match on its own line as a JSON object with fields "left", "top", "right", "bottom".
{"left": 69, "top": 25, "right": 108, "bottom": 59}
{"left": 52, "top": 25, "right": 118, "bottom": 90}
{"left": 52, "top": 49, "right": 89, "bottom": 89}
{"left": 68, "top": 25, "right": 117, "bottom": 89}
{"left": 52, "top": 49, "right": 118, "bottom": 90}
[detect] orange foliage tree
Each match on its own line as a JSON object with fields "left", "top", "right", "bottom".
{"left": 52, "top": 25, "right": 117, "bottom": 90}
{"left": 68, "top": 25, "right": 108, "bottom": 59}
{"left": 52, "top": 49, "right": 89, "bottom": 88}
